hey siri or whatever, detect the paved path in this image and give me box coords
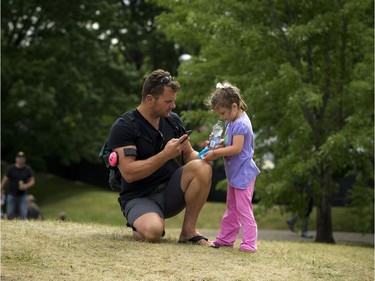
[201,229,374,246]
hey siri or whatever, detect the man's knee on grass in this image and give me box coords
[133,213,165,242]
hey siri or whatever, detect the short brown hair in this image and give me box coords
[141,69,181,100]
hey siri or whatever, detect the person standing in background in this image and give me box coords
[1,151,35,219]
[286,181,314,239]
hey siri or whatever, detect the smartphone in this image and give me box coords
[179,130,192,144]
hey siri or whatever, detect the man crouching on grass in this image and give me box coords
[108,69,213,246]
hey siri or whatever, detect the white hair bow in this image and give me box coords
[216,82,231,89]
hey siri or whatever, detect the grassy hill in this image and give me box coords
[2,220,373,281]
[18,172,363,232]
[2,173,373,280]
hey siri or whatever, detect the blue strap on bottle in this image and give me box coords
[198,147,210,160]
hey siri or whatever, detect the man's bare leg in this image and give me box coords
[178,160,212,245]
[132,212,165,242]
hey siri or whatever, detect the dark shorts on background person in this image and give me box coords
[122,167,185,229]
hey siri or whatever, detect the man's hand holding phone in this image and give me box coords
[179,130,192,144]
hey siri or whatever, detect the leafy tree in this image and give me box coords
[1,0,180,169]
[153,0,374,242]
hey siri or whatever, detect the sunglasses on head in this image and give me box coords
[149,76,172,94]
[159,75,172,84]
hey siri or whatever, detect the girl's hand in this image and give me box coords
[202,150,220,162]
[216,139,225,148]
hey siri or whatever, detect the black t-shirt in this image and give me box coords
[108,109,186,202]
[6,164,34,197]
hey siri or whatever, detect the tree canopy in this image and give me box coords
[1,0,181,169]
[153,0,374,241]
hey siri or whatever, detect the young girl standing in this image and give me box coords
[202,82,260,253]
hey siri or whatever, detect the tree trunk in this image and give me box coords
[315,196,335,243]
[315,168,336,243]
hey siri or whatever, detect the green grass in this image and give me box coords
[2,220,373,281]
[2,173,374,280]
[25,172,363,233]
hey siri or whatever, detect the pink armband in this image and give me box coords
[109,151,118,167]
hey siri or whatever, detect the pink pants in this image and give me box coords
[214,179,257,252]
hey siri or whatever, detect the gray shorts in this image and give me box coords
[122,167,185,229]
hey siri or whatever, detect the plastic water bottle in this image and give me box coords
[199,120,224,159]
[209,120,224,149]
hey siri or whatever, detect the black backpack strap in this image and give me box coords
[120,111,141,137]
[165,112,188,165]
[165,112,185,137]
[120,111,136,123]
